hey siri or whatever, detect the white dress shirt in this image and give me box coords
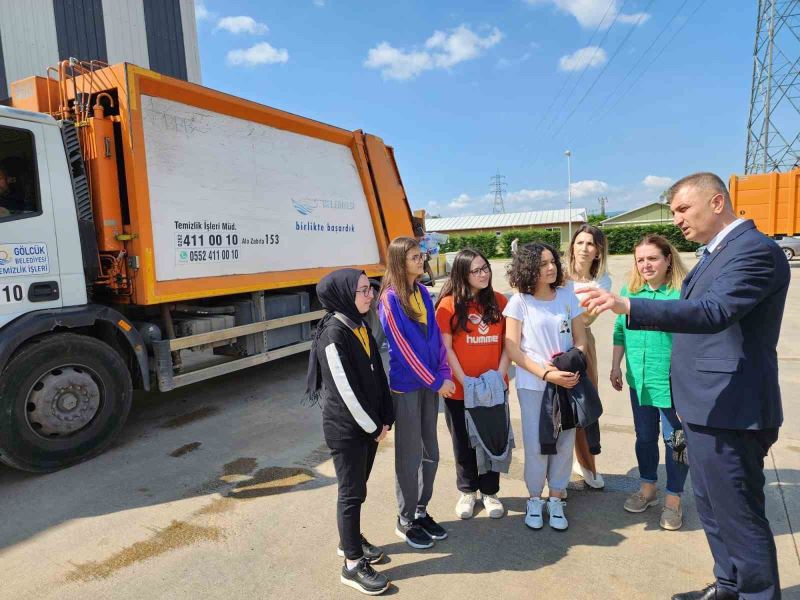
[706,218,746,253]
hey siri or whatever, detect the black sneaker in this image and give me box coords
[340,558,389,596]
[337,534,385,563]
[395,517,434,549]
[415,513,448,540]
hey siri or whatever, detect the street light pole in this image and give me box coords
[565,150,572,246]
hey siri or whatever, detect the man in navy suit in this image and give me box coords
[580,172,789,600]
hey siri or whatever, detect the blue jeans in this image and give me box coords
[629,388,689,496]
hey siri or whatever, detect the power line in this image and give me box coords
[550,0,657,140]
[490,170,507,214]
[598,0,710,123]
[535,0,618,136]
[745,0,800,173]
[526,0,620,173]
[588,0,692,124]
[544,0,631,135]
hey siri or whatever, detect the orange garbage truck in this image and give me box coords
[729,169,800,237]
[0,60,413,471]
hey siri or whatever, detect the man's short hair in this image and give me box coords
[665,172,731,207]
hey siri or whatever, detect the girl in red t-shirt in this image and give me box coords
[435,248,509,520]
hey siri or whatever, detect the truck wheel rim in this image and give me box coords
[784,248,793,260]
[25,366,103,437]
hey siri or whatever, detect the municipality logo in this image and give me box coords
[292,197,355,215]
[292,199,315,215]
[0,250,9,266]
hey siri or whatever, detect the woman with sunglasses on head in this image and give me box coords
[435,248,510,520]
[306,269,394,595]
[379,237,455,550]
[611,234,690,531]
[565,224,611,490]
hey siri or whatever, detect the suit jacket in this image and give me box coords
[627,221,789,430]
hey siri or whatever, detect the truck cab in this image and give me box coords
[0,107,86,327]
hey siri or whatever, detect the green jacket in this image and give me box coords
[613,284,679,408]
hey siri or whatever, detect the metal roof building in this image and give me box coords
[600,202,673,227]
[425,208,587,248]
[425,208,587,232]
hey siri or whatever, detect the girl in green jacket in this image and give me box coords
[610,234,689,531]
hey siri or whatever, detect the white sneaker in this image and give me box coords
[481,493,504,519]
[524,497,545,530]
[455,492,477,519]
[548,498,569,531]
[574,460,605,489]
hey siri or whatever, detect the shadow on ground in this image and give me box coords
[0,354,337,552]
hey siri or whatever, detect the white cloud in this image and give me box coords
[559,46,607,71]
[440,187,564,216]
[505,188,560,205]
[642,175,673,188]
[365,24,502,81]
[448,193,480,210]
[570,179,608,198]
[425,25,503,68]
[313,0,326,5]
[497,52,532,70]
[526,0,651,30]
[365,43,433,81]
[425,177,692,218]
[195,0,214,21]
[617,12,651,26]
[227,42,289,66]
[216,16,269,35]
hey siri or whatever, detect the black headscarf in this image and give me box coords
[304,268,366,406]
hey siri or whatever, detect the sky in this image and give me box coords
[194,0,754,218]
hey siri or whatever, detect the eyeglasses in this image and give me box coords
[469,265,491,276]
[407,253,425,262]
[356,286,375,298]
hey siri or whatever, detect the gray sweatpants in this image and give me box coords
[518,388,576,497]
[392,388,440,522]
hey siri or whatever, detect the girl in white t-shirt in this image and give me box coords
[503,243,587,531]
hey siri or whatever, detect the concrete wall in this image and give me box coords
[0,0,200,98]
[0,0,60,98]
[102,0,150,68]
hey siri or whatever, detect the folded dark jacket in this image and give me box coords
[540,348,603,455]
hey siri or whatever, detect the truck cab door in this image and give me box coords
[0,117,62,329]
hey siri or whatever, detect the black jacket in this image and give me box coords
[318,317,394,448]
[540,348,602,455]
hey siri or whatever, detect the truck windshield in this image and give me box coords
[0,126,40,221]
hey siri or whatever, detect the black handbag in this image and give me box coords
[669,428,689,466]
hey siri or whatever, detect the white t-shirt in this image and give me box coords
[566,272,612,305]
[503,287,585,391]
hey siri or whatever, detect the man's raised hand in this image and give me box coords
[575,288,631,316]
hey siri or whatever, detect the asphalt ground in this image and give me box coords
[0,253,798,599]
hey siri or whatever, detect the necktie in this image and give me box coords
[688,248,711,285]
[696,247,711,270]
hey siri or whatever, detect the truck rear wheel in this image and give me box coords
[0,333,132,472]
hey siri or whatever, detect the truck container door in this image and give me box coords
[0,118,62,328]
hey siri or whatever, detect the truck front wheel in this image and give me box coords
[0,333,132,472]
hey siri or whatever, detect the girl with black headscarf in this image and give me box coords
[306,268,394,596]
